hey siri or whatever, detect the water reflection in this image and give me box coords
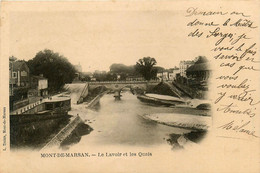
[65,91,196,149]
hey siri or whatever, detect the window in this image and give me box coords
[21,71,27,76]
[12,72,17,78]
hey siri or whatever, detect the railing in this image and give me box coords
[12,99,29,110]
[11,100,43,115]
[88,80,160,85]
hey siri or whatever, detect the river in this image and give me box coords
[65,90,198,150]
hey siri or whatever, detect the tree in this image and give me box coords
[110,63,136,74]
[135,57,157,80]
[80,75,91,82]
[27,49,76,92]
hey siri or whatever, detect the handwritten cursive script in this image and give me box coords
[186,6,259,139]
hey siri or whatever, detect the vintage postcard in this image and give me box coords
[0,0,259,173]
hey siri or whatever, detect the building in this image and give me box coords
[179,60,195,77]
[9,59,31,110]
[156,72,163,81]
[157,70,170,81]
[74,63,82,73]
[186,56,211,81]
[186,56,211,90]
[28,74,48,98]
[162,70,170,81]
[157,68,180,81]
[9,60,30,97]
[73,63,82,81]
[90,77,96,81]
[174,69,180,79]
[9,60,30,88]
[168,71,174,81]
[169,67,180,80]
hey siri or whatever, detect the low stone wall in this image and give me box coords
[41,115,84,150]
[13,99,29,110]
[23,103,46,114]
[10,112,67,125]
[11,101,43,115]
[172,81,205,99]
[85,90,108,108]
[10,114,70,149]
[77,83,89,104]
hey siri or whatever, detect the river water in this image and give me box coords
[66,90,196,150]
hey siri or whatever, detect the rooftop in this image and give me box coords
[12,61,29,71]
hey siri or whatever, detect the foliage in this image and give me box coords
[153,66,165,72]
[110,63,136,74]
[195,56,208,64]
[27,49,76,91]
[9,56,17,62]
[80,74,91,81]
[135,57,157,80]
[93,72,117,81]
[12,87,28,101]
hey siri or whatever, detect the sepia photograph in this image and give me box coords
[1,1,259,173]
[8,8,211,151]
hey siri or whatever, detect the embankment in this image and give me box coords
[172,81,207,99]
[141,113,211,131]
[41,84,107,149]
[41,115,91,150]
[146,82,189,98]
[10,113,71,149]
[63,83,88,104]
[85,90,108,108]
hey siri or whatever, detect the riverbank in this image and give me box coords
[10,114,72,150]
[166,131,207,150]
[137,94,186,107]
[56,82,211,150]
[85,90,109,109]
[41,115,92,150]
[45,86,108,149]
[38,85,105,150]
[141,113,211,131]
[143,81,211,110]
[140,112,211,149]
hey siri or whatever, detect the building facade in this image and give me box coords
[9,60,30,97]
[28,75,48,98]
[157,68,180,81]
[156,72,163,81]
[9,59,31,110]
[74,63,82,73]
[9,61,30,88]
[179,60,195,77]
[186,56,211,90]
[169,67,180,80]
[162,71,169,81]
[186,56,211,81]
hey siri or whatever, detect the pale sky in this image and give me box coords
[10,10,208,72]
